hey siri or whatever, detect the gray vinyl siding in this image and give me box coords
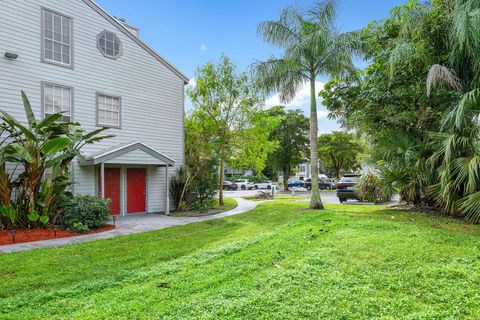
[0,0,184,213]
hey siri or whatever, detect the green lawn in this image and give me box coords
[1,202,479,319]
[170,197,237,217]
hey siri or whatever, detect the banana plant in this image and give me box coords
[0,91,114,228]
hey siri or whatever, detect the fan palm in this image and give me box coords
[252,0,356,209]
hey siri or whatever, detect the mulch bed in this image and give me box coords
[0,224,115,246]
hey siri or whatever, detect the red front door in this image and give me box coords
[127,168,146,214]
[98,167,121,215]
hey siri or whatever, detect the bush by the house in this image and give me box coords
[190,176,217,212]
[61,195,110,232]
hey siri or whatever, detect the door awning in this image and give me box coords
[79,141,175,166]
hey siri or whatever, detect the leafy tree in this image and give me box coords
[317,131,363,178]
[188,55,278,206]
[267,106,309,191]
[253,0,357,209]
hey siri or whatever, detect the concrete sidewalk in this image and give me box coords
[0,198,261,254]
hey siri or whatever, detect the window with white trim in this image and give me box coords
[42,9,72,66]
[97,31,122,59]
[97,94,120,127]
[43,83,72,122]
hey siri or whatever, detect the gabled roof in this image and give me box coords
[79,141,175,166]
[83,0,189,84]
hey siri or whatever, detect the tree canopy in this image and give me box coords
[266,106,309,190]
[317,131,363,178]
[187,55,278,205]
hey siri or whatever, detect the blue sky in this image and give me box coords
[96,0,406,133]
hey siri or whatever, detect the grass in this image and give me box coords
[1,202,479,319]
[170,198,237,217]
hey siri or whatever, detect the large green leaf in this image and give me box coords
[39,215,49,225]
[42,137,71,156]
[27,211,39,222]
[21,90,36,127]
[45,153,73,168]
[0,110,37,141]
[83,127,109,140]
[0,206,16,224]
[5,145,33,163]
[38,113,64,128]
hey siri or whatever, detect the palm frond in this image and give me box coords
[308,0,338,25]
[458,191,480,222]
[251,57,306,103]
[257,7,302,50]
[426,64,463,96]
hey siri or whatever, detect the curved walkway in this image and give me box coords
[0,198,261,254]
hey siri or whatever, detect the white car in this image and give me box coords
[253,180,274,190]
[233,179,253,190]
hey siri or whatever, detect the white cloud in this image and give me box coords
[199,43,207,51]
[188,78,196,87]
[264,81,325,108]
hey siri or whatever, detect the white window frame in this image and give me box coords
[97,30,123,59]
[42,82,74,122]
[41,8,73,68]
[96,93,121,128]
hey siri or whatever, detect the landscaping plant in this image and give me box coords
[61,195,110,232]
[354,171,392,203]
[0,91,113,229]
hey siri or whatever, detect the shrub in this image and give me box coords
[62,195,110,232]
[354,171,393,203]
[191,176,217,212]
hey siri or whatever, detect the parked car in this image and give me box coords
[287,179,305,188]
[253,180,274,189]
[222,181,238,191]
[336,174,362,203]
[233,179,254,190]
[304,178,337,190]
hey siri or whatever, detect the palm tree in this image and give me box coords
[252,0,356,209]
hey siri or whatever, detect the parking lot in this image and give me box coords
[223,189,341,204]
[223,188,399,205]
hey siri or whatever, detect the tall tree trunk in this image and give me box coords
[309,75,324,210]
[335,167,340,179]
[218,158,225,206]
[283,166,289,192]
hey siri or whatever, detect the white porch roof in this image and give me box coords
[79,141,175,166]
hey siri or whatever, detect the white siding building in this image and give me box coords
[0,0,187,215]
